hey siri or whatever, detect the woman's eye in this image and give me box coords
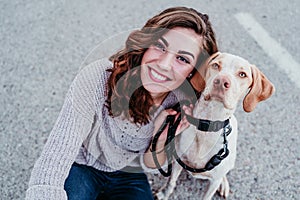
[177,56,190,64]
[153,42,166,52]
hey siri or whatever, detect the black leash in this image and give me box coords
[151,102,232,177]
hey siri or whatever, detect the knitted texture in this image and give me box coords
[25,59,188,199]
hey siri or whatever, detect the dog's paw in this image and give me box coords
[154,190,169,200]
[154,191,164,200]
[217,176,230,198]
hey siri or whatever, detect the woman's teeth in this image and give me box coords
[151,69,167,81]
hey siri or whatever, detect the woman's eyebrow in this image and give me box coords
[178,50,195,59]
[160,37,169,47]
[160,36,195,59]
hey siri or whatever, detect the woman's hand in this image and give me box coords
[153,104,193,141]
[143,104,193,169]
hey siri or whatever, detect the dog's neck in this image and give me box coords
[192,95,235,121]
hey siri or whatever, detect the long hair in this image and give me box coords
[106,7,218,125]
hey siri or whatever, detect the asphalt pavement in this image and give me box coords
[1,0,299,199]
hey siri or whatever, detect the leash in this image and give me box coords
[151,102,232,177]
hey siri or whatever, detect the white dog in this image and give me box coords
[155,52,275,200]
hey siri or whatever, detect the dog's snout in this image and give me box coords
[213,76,231,89]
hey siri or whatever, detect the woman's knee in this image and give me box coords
[106,173,154,200]
[64,163,102,200]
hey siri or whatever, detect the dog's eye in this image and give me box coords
[211,63,220,70]
[239,72,247,78]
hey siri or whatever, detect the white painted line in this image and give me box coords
[234,12,300,88]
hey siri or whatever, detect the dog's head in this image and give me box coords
[190,52,275,112]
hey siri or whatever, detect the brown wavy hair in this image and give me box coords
[106,7,218,125]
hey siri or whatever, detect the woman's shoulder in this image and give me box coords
[77,58,112,79]
[74,58,112,86]
[71,58,112,99]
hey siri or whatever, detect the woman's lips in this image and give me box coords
[148,67,169,83]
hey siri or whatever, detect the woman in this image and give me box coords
[25,6,218,200]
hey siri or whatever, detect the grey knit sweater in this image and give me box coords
[25,59,188,199]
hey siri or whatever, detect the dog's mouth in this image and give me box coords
[204,91,226,102]
[204,93,235,110]
[204,93,223,102]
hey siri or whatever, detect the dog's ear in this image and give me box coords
[190,52,221,92]
[189,69,206,92]
[243,65,275,112]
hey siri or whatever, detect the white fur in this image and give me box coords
[155,53,255,200]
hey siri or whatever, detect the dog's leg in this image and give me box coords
[217,176,230,198]
[202,177,223,200]
[156,163,183,200]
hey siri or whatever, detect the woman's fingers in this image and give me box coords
[182,104,193,116]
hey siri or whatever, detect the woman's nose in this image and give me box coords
[157,52,173,71]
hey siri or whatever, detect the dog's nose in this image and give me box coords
[213,76,231,89]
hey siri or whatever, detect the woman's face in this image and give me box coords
[140,27,203,103]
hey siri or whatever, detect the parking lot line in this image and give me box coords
[234,12,300,89]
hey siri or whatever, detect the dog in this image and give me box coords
[155,52,275,200]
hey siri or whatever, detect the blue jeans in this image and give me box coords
[64,162,154,200]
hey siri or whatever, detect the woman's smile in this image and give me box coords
[148,67,170,82]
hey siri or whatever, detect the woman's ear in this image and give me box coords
[243,65,275,112]
[189,52,221,92]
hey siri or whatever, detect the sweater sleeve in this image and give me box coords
[25,61,108,200]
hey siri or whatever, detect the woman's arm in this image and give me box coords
[26,60,109,200]
[26,87,94,200]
